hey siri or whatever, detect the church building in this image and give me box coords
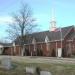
[2,2,75,57]
[2,11,75,57]
[2,25,75,57]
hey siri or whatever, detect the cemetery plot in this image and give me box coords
[40,71,52,75]
[25,67,35,74]
[1,57,12,70]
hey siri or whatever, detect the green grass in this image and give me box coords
[0,57,75,75]
[0,61,75,75]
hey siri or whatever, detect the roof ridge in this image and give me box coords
[63,25,74,39]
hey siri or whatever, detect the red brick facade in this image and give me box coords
[3,26,75,57]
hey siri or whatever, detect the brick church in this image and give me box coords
[1,18,75,57]
[2,25,74,57]
[0,5,75,57]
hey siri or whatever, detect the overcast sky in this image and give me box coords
[0,0,75,41]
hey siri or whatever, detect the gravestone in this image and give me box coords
[40,71,52,75]
[1,57,12,70]
[25,67,35,74]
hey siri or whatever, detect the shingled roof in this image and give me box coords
[15,26,74,45]
[66,29,75,40]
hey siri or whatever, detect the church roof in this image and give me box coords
[15,26,74,45]
[66,29,75,40]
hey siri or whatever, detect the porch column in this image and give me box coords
[29,45,31,56]
[13,42,16,55]
[32,38,36,56]
[34,44,36,51]
[21,45,25,56]
[19,46,21,56]
[0,45,4,55]
[46,43,50,51]
[33,44,37,56]
[69,42,72,56]
[56,42,58,57]
[57,41,62,58]
[10,47,13,55]
[23,45,25,56]
[45,36,50,56]
[41,44,43,50]
[31,51,32,56]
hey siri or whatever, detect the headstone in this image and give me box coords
[40,71,52,75]
[25,67,35,74]
[1,57,12,70]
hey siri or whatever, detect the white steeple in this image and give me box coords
[50,1,56,31]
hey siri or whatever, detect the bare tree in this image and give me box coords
[7,3,37,43]
[6,3,37,56]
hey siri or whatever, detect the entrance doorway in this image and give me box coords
[57,48,62,57]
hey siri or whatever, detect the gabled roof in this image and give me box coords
[28,26,73,42]
[15,26,74,45]
[67,29,75,40]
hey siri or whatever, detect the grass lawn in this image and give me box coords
[0,56,75,75]
[0,61,75,75]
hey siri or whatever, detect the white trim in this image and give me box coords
[32,38,36,44]
[57,48,62,57]
[45,36,49,43]
[13,40,64,46]
[67,40,73,42]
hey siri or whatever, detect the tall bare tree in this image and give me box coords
[7,3,37,56]
[7,3,37,42]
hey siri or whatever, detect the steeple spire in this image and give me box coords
[50,1,56,31]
